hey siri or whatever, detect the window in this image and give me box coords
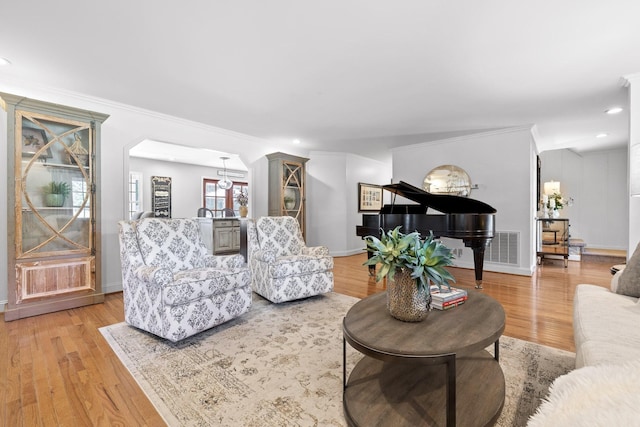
[71,177,90,219]
[203,179,248,217]
[129,171,143,219]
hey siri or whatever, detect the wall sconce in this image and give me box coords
[544,180,560,195]
[218,156,233,190]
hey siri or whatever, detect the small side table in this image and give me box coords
[611,264,626,275]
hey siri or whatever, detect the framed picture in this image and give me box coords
[358,182,383,212]
[21,127,52,158]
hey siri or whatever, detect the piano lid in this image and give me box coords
[383,181,497,214]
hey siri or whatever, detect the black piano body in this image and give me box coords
[356,181,496,288]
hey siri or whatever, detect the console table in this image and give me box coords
[342,291,506,427]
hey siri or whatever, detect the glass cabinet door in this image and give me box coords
[282,161,303,216]
[267,152,309,240]
[16,111,94,260]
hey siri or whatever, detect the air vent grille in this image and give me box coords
[486,232,519,265]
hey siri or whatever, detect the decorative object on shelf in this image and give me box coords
[21,126,52,158]
[423,164,472,197]
[357,182,383,212]
[284,194,295,210]
[236,188,248,218]
[363,226,456,322]
[65,132,89,166]
[218,156,233,190]
[43,181,70,207]
[542,192,569,218]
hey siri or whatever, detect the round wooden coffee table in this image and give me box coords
[342,290,506,427]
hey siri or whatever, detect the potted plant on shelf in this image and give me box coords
[364,226,456,322]
[283,195,295,210]
[43,181,70,207]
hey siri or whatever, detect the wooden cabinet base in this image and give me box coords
[344,350,505,427]
[3,293,105,321]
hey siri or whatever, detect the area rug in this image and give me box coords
[100,293,575,426]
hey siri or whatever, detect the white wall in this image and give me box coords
[626,74,640,255]
[391,127,537,276]
[306,152,391,255]
[540,148,628,250]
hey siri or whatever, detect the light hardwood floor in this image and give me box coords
[0,254,614,426]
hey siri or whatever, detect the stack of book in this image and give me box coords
[430,285,468,310]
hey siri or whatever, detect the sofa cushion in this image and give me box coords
[573,284,640,367]
[163,268,251,306]
[615,241,640,297]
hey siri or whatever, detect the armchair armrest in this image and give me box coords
[205,253,246,269]
[253,249,277,263]
[134,265,173,287]
[302,246,330,256]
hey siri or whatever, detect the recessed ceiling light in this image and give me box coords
[293,139,301,144]
[605,107,623,115]
[596,133,608,138]
[0,57,11,66]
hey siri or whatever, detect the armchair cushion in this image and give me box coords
[166,268,250,306]
[268,255,334,279]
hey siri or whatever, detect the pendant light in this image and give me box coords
[219,156,233,190]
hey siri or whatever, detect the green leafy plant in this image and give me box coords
[43,181,70,196]
[546,192,564,210]
[364,226,456,293]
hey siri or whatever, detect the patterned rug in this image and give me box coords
[100,292,575,426]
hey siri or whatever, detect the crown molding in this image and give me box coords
[621,73,640,87]
[0,75,267,144]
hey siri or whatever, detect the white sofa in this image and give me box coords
[573,275,640,368]
[528,244,640,426]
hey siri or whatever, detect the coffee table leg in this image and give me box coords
[494,339,500,362]
[445,354,456,427]
[343,336,347,390]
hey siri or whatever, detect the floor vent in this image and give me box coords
[486,232,519,265]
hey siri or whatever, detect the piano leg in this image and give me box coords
[468,240,491,289]
[366,250,376,276]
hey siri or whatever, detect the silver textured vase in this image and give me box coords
[386,268,431,322]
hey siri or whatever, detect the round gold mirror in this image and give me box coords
[423,165,472,197]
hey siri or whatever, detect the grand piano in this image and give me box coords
[356,181,496,289]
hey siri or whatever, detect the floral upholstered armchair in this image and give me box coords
[117,218,252,342]
[246,216,334,303]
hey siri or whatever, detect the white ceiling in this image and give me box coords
[1,1,639,162]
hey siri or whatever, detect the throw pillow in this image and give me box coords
[615,241,640,297]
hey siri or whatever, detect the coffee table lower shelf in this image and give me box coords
[343,349,505,427]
